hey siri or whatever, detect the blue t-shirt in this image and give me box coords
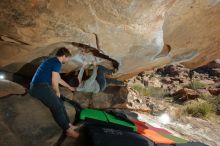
[31,57,62,85]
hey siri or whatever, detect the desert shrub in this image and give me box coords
[185,81,207,90]
[201,95,220,115]
[131,84,150,96]
[131,84,168,98]
[183,101,214,118]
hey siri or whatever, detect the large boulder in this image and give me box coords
[61,86,130,109]
[0,80,26,97]
[192,59,220,78]
[173,88,200,101]
[0,0,219,79]
[0,94,77,146]
[208,87,220,96]
[156,64,190,77]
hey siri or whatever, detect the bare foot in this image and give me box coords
[69,124,78,130]
[66,127,79,138]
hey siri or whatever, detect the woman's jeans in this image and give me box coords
[96,65,124,91]
[29,83,70,130]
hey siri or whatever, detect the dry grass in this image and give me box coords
[131,84,168,98]
[183,101,214,118]
[185,80,207,90]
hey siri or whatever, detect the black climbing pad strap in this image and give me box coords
[106,110,133,124]
[53,95,83,146]
[60,95,82,124]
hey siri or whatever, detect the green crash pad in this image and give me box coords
[80,108,108,122]
[105,112,136,131]
[80,108,137,131]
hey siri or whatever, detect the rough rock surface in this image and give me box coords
[0,0,219,79]
[0,94,77,146]
[173,88,200,101]
[0,80,26,97]
[61,86,131,110]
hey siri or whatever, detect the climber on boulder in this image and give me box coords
[75,60,125,93]
[29,47,79,138]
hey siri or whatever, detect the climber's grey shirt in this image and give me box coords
[76,66,100,93]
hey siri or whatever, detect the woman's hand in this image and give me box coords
[68,86,76,92]
[92,61,97,66]
[82,61,88,68]
[56,91,61,97]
